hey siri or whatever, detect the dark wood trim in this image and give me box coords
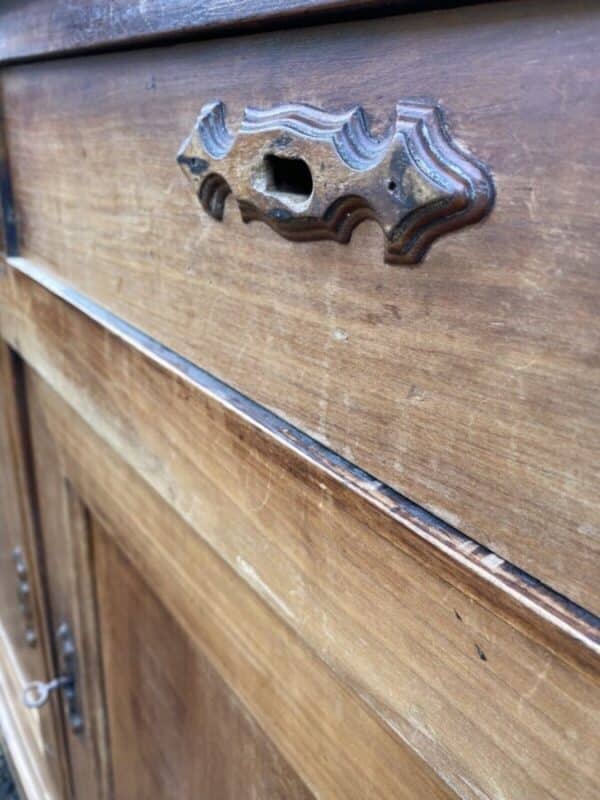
[0,0,499,65]
[0,86,17,257]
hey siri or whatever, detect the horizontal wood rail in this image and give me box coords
[2,254,599,799]
[2,255,598,673]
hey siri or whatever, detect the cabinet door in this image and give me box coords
[25,365,314,799]
[93,521,313,800]
[25,368,112,800]
[0,344,67,799]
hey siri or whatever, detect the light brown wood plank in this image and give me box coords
[2,0,599,610]
[93,517,316,800]
[27,365,318,800]
[26,366,457,800]
[1,261,598,800]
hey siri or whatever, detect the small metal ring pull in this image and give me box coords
[22,622,84,733]
[23,676,69,709]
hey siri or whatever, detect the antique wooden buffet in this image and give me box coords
[0,1,599,798]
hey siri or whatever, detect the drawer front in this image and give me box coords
[3,0,600,612]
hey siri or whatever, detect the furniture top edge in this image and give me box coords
[0,0,500,66]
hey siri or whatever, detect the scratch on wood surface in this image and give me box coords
[236,556,295,622]
[518,657,552,709]
[246,470,273,513]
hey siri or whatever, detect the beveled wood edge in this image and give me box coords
[4,254,599,678]
[0,0,497,66]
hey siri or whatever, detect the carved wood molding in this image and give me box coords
[178,101,494,265]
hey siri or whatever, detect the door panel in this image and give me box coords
[94,518,314,800]
[26,366,112,800]
[0,344,67,799]
[21,364,460,800]
[26,364,315,800]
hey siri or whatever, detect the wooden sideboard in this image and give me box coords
[0,2,599,798]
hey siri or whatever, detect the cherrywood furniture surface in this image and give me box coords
[0,1,599,799]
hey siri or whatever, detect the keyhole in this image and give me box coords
[262,154,313,200]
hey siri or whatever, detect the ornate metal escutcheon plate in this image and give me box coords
[177,101,494,265]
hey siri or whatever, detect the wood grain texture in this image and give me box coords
[0,349,41,677]
[27,367,457,800]
[0,343,68,799]
[62,489,113,800]
[2,0,599,611]
[93,518,315,800]
[26,378,112,800]
[0,620,57,800]
[0,0,488,64]
[1,262,598,800]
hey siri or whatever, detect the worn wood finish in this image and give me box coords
[3,0,599,610]
[27,367,456,800]
[26,377,112,800]
[1,261,598,800]
[61,489,113,800]
[0,621,55,800]
[0,343,67,799]
[93,519,316,800]
[178,100,494,264]
[27,374,319,800]
[0,350,41,676]
[0,0,487,65]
